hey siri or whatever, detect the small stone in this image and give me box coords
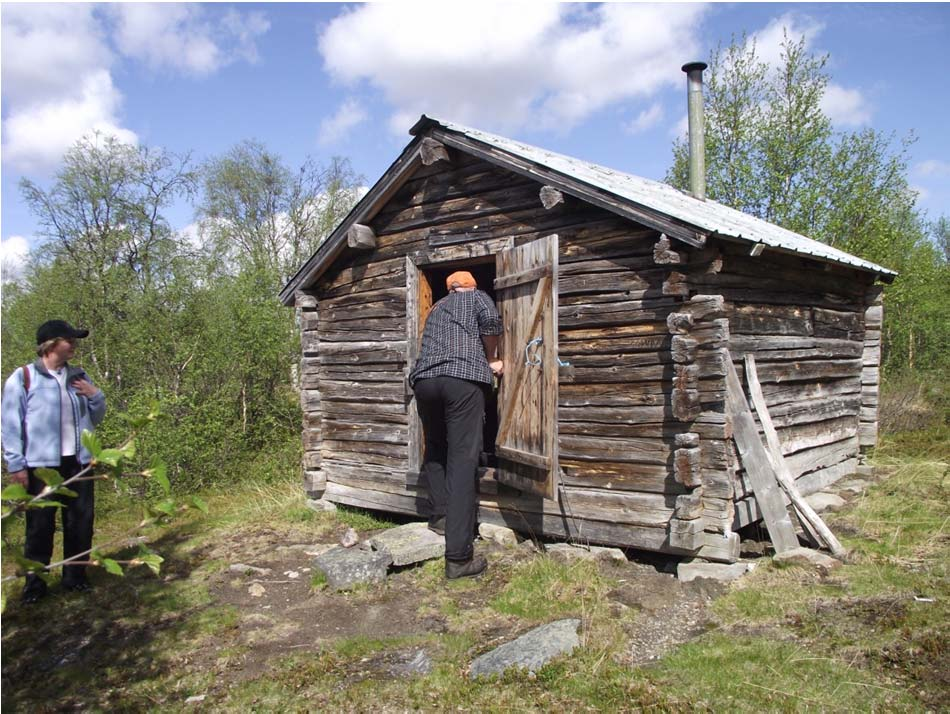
[478,523,519,547]
[389,649,433,677]
[836,478,871,494]
[677,560,750,583]
[306,498,338,513]
[369,523,445,566]
[248,583,266,598]
[470,619,581,678]
[773,547,842,575]
[340,527,359,548]
[229,564,272,576]
[805,492,846,513]
[284,571,300,579]
[313,545,393,590]
[855,465,875,478]
[546,543,626,564]
[185,695,207,704]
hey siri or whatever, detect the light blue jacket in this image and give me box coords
[1,360,106,472]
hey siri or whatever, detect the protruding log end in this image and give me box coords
[346,223,377,249]
[420,137,450,165]
[539,185,564,210]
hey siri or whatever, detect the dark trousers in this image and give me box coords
[414,376,485,562]
[24,456,94,593]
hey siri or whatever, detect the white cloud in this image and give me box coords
[1,4,270,172]
[913,159,950,178]
[669,112,689,139]
[749,13,825,69]
[626,103,664,134]
[1,236,31,285]
[0,4,112,108]
[3,70,139,173]
[821,84,872,126]
[318,3,706,134]
[319,98,369,146]
[108,4,269,76]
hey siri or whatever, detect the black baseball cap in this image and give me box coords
[36,320,90,345]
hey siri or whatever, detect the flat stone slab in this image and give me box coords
[228,563,272,576]
[805,492,847,513]
[478,523,519,547]
[546,543,627,564]
[306,498,338,513]
[678,560,750,583]
[470,619,581,678]
[369,522,445,567]
[773,547,842,575]
[313,545,393,590]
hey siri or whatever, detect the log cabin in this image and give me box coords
[279,109,894,563]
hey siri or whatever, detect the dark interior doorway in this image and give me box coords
[421,259,499,465]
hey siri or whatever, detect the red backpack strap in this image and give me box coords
[21,364,31,392]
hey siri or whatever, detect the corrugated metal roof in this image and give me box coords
[428,117,896,278]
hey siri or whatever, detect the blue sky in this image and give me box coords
[2,2,949,278]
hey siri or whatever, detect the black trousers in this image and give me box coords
[414,376,485,562]
[24,456,94,592]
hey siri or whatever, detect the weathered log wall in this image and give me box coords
[704,241,878,531]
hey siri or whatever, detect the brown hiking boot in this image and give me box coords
[445,554,487,580]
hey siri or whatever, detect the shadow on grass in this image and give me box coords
[1,517,228,711]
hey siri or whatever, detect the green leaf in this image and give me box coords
[81,430,102,458]
[146,460,170,495]
[153,499,177,516]
[101,558,125,576]
[189,495,209,514]
[137,553,164,576]
[1,484,30,501]
[30,500,64,509]
[56,487,79,498]
[15,555,47,575]
[120,440,136,460]
[34,468,64,488]
[96,449,124,468]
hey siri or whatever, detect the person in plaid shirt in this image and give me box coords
[409,271,503,579]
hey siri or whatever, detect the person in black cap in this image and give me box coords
[1,320,106,603]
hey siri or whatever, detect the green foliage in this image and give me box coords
[333,505,398,532]
[668,32,949,376]
[3,133,363,495]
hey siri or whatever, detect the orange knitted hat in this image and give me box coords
[446,271,477,290]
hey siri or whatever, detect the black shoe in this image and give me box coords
[62,581,92,593]
[445,554,487,580]
[21,588,47,605]
[428,517,446,536]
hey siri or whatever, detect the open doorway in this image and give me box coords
[418,258,499,467]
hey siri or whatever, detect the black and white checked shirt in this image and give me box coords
[409,289,503,387]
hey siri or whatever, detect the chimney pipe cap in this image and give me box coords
[681,61,708,74]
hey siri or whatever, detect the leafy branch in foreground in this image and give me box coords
[1,409,208,595]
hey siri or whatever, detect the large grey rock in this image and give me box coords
[479,523,519,547]
[773,547,842,575]
[313,545,393,590]
[470,619,581,678]
[678,560,750,583]
[546,542,627,564]
[805,492,846,513]
[368,522,445,566]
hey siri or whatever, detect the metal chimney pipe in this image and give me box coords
[682,61,708,200]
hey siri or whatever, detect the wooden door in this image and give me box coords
[494,234,559,500]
